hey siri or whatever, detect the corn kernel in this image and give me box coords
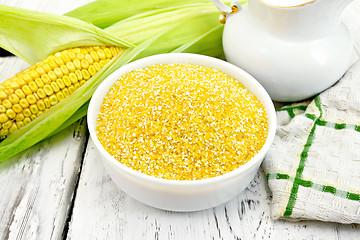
[110,46,118,56]
[37,100,45,110]
[85,54,94,64]
[73,59,81,70]
[88,65,96,76]
[90,51,99,62]
[44,85,54,96]
[0,128,8,137]
[81,60,89,69]
[36,67,46,76]
[63,76,72,87]
[0,113,8,123]
[86,47,94,52]
[97,49,106,60]
[54,56,64,66]
[60,65,69,75]
[49,95,58,105]
[82,69,90,80]
[37,89,47,99]
[24,117,31,125]
[16,113,24,121]
[12,104,23,113]
[56,92,65,101]
[3,79,11,87]
[68,52,76,61]
[69,73,78,84]
[51,82,60,92]
[26,95,37,105]
[30,70,40,79]
[6,109,16,119]
[66,62,76,72]
[35,78,45,88]
[30,114,36,120]
[3,99,12,109]
[30,104,39,114]
[16,121,24,129]
[93,62,101,71]
[43,98,50,108]
[0,90,8,100]
[60,52,71,63]
[68,86,75,94]
[62,88,70,97]
[80,48,88,54]
[47,59,58,70]
[104,48,112,58]
[56,79,65,89]
[19,99,29,109]
[9,94,19,104]
[29,81,38,92]
[74,83,81,90]
[37,111,43,117]
[42,63,52,73]
[23,73,32,84]
[22,85,32,96]
[16,77,27,87]
[75,70,83,81]
[15,89,25,99]
[2,120,12,129]
[9,123,18,133]
[0,106,6,113]
[54,68,63,78]
[99,60,107,67]
[48,71,57,82]
[10,81,20,89]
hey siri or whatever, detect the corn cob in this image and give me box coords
[0,45,123,139]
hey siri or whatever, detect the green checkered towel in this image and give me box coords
[263,60,360,223]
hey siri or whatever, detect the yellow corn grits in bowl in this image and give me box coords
[96,63,268,181]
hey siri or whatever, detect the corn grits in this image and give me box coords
[96,63,268,181]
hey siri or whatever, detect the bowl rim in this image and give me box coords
[87,53,277,186]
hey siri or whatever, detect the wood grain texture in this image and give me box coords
[0,1,92,240]
[1,0,360,239]
[68,140,359,240]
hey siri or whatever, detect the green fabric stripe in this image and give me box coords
[348,193,360,201]
[277,105,307,119]
[267,173,360,202]
[355,125,360,132]
[287,109,295,118]
[306,118,360,132]
[284,96,323,217]
[305,113,316,120]
[266,173,291,181]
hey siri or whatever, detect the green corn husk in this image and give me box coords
[65,0,222,28]
[0,0,248,161]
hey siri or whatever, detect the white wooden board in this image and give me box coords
[1,0,360,239]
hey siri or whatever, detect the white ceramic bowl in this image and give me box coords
[87,53,277,212]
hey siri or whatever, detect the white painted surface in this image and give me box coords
[0,0,360,239]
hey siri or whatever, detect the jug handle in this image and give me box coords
[211,0,241,24]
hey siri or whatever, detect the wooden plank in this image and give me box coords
[68,140,360,240]
[0,120,88,240]
[0,0,92,239]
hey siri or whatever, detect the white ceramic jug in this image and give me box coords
[212,0,355,102]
